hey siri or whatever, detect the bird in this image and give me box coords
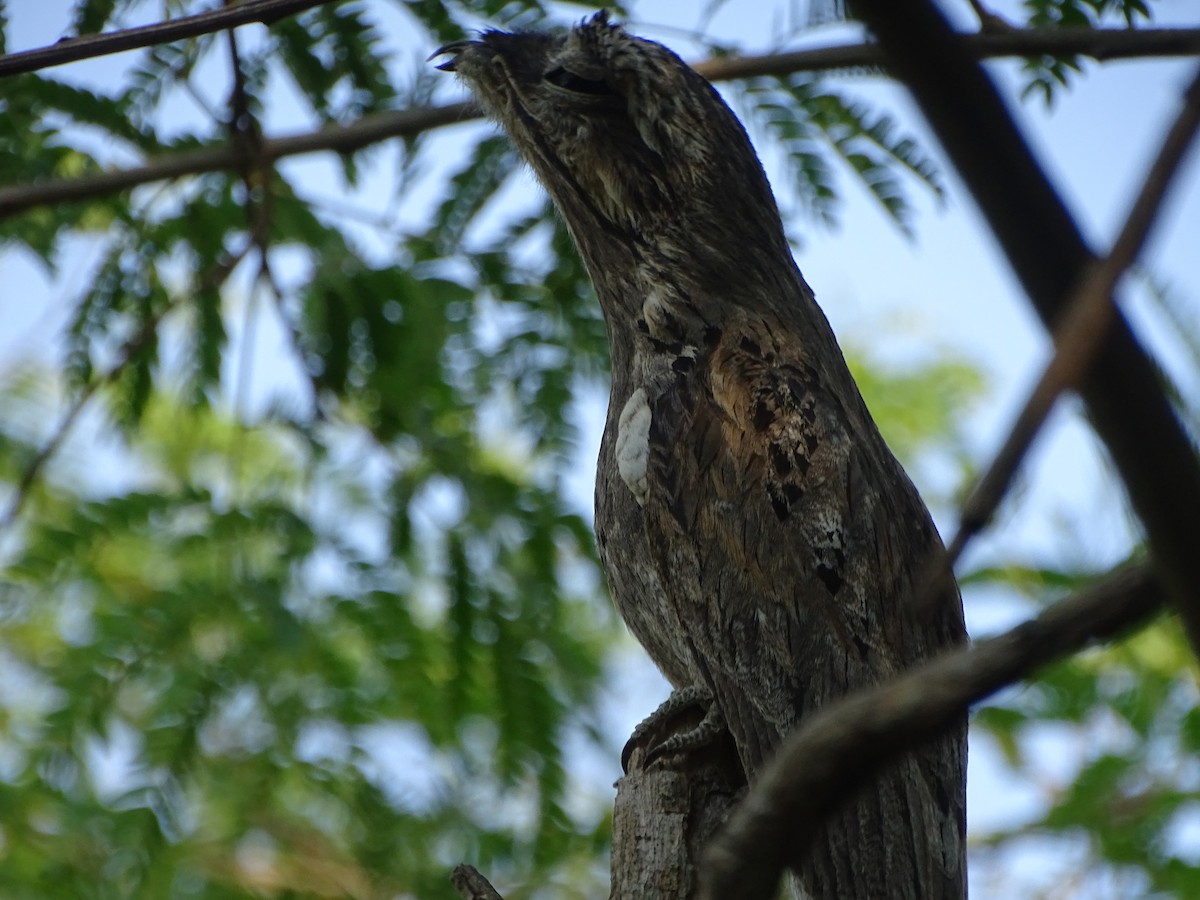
[433,12,967,898]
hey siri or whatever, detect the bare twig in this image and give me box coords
[701,561,1166,900]
[930,64,1200,589]
[449,864,505,900]
[5,28,1200,218]
[851,0,1200,658]
[0,102,476,218]
[0,0,333,77]
[226,25,273,493]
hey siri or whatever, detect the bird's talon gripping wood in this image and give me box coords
[621,684,720,773]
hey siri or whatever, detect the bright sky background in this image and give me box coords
[2,0,1199,894]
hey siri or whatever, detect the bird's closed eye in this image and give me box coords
[544,66,614,96]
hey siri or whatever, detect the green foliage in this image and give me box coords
[71,0,122,36]
[0,74,138,264]
[273,3,396,125]
[740,74,943,234]
[1023,0,1152,28]
[0,375,612,897]
[846,345,985,477]
[429,136,519,255]
[1,1,619,893]
[1018,0,1154,104]
[123,38,211,129]
[973,585,1200,895]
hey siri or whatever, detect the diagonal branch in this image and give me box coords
[935,63,1200,580]
[0,0,334,78]
[851,0,1200,659]
[701,560,1167,900]
[0,102,475,218]
[4,28,1200,217]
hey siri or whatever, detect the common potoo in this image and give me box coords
[435,12,967,899]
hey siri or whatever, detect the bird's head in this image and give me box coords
[432,11,790,288]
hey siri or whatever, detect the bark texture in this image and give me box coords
[436,13,967,898]
[613,723,744,900]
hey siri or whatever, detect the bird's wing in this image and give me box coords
[637,309,967,896]
[638,309,956,774]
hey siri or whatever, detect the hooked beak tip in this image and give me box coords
[428,40,477,72]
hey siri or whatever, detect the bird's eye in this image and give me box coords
[544,66,614,96]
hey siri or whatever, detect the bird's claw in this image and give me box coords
[622,685,725,773]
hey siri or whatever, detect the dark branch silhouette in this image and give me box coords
[0,102,475,218]
[852,0,1200,659]
[702,560,1167,900]
[0,0,333,77]
[695,26,1200,81]
[939,63,1200,574]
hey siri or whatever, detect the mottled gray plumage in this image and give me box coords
[436,12,967,898]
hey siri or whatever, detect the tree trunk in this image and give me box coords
[611,729,745,900]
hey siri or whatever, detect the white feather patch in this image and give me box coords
[641,289,671,338]
[616,388,653,506]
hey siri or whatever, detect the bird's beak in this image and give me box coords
[427,41,479,72]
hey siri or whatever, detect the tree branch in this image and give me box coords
[701,561,1167,900]
[935,63,1200,579]
[0,102,476,218]
[693,26,1200,82]
[0,0,333,77]
[4,28,1200,217]
[612,698,745,900]
[850,0,1200,658]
